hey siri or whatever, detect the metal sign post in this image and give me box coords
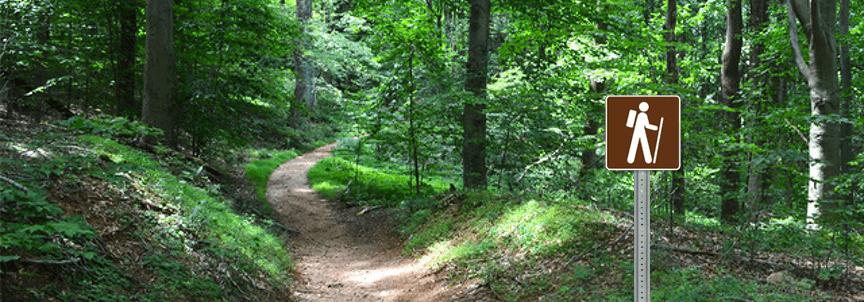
[606,95,680,302]
[634,170,650,302]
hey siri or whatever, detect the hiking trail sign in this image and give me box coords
[605,95,681,302]
[606,95,680,170]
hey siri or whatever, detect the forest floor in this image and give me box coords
[267,143,493,302]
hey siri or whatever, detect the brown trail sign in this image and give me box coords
[606,95,680,170]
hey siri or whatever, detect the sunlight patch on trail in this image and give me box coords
[344,262,417,284]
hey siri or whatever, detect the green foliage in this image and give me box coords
[645,267,823,302]
[283,122,338,151]
[78,134,294,285]
[174,0,299,153]
[308,153,452,208]
[0,188,96,259]
[0,0,305,155]
[61,116,162,141]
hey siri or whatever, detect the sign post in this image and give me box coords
[605,96,680,302]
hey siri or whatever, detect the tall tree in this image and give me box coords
[838,0,852,175]
[116,0,140,118]
[746,0,769,207]
[291,0,315,124]
[141,0,176,145]
[665,0,685,217]
[720,0,743,223]
[463,0,490,189]
[787,0,841,227]
[838,0,855,215]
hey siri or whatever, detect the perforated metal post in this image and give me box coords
[634,170,651,302]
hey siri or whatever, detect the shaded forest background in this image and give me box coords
[2,0,864,300]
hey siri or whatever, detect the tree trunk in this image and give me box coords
[746,0,769,208]
[665,0,685,217]
[839,0,852,175]
[463,0,490,190]
[720,0,743,223]
[787,0,841,228]
[116,0,140,118]
[408,50,420,195]
[291,0,315,125]
[581,15,607,177]
[142,0,176,146]
[580,79,602,174]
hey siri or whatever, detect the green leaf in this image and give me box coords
[0,255,20,262]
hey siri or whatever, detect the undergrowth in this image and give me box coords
[307,138,454,208]
[0,117,294,301]
[402,192,830,301]
[305,142,840,301]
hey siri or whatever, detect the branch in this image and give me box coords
[787,0,812,82]
[784,119,809,145]
[789,0,812,32]
[516,146,562,183]
[0,174,28,193]
[20,257,81,265]
[424,0,442,29]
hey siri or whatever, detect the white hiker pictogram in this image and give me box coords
[626,102,665,164]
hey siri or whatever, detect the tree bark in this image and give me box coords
[838,0,854,220]
[720,0,743,223]
[581,17,608,177]
[664,0,685,217]
[116,0,140,118]
[746,0,769,209]
[463,0,490,190]
[839,0,852,175]
[787,0,841,228]
[291,0,315,126]
[142,0,176,146]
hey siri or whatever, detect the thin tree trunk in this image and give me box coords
[581,79,603,174]
[581,15,607,178]
[720,0,744,223]
[746,0,769,210]
[116,0,139,118]
[291,0,315,126]
[408,50,420,195]
[665,0,685,217]
[462,0,490,190]
[142,0,176,146]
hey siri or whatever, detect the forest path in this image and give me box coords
[266,143,458,302]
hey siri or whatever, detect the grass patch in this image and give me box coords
[244,148,300,212]
[413,194,619,267]
[308,155,452,207]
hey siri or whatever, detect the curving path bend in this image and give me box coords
[267,143,476,302]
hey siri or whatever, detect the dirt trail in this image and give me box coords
[267,143,476,302]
